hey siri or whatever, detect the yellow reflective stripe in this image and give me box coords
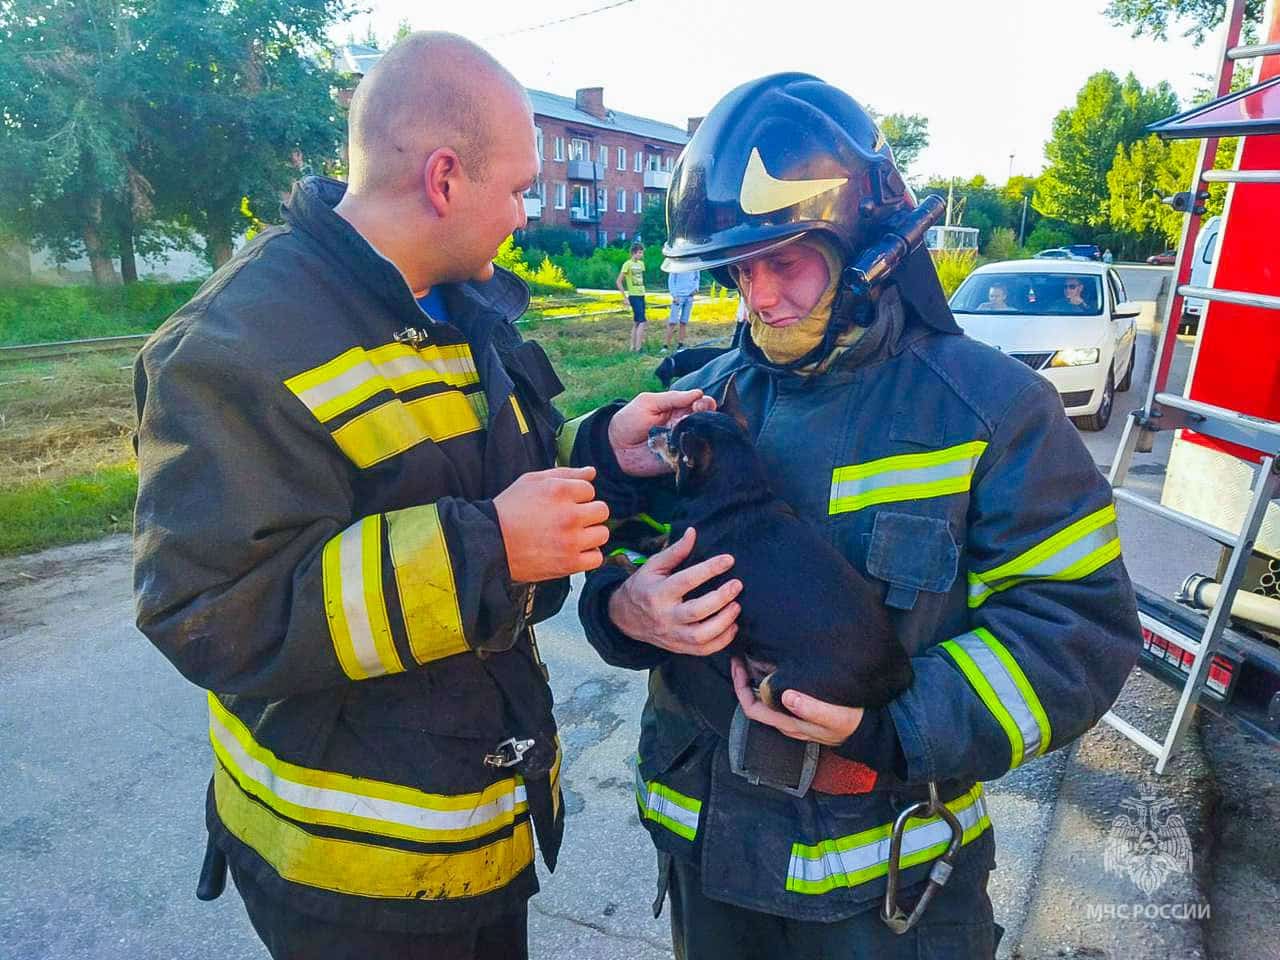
[284,343,480,424]
[214,763,534,901]
[510,396,530,435]
[556,412,591,466]
[829,441,988,515]
[940,628,1051,767]
[787,784,990,894]
[332,390,483,469]
[385,504,469,665]
[209,694,527,844]
[968,504,1121,608]
[321,516,403,679]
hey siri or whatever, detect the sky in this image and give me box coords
[334,0,1219,184]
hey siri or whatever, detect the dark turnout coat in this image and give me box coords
[133,177,580,933]
[578,288,1142,922]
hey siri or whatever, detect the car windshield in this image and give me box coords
[950,272,1103,317]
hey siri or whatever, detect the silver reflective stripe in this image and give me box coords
[633,762,701,840]
[947,631,1045,759]
[337,519,384,678]
[209,706,527,836]
[787,788,989,892]
[830,456,975,504]
[968,518,1120,606]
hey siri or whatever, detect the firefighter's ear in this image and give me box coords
[719,375,749,435]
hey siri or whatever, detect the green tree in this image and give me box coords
[880,113,930,173]
[639,196,667,246]
[393,18,414,43]
[1036,71,1179,229]
[1105,0,1265,43]
[1106,135,1193,253]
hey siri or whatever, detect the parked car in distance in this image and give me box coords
[1180,215,1222,335]
[1032,247,1089,261]
[949,260,1140,431]
[1068,243,1102,261]
[1146,250,1177,266]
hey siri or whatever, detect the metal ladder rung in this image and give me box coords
[1151,392,1280,455]
[1227,40,1280,59]
[1176,284,1280,312]
[1112,488,1241,547]
[1101,711,1163,758]
[1201,169,1280,183]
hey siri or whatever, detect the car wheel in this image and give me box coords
[1117,342,1135,392]
[1073,369,1115,432]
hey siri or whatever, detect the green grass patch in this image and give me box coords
[0,281,202,346]
[0,464,138,556]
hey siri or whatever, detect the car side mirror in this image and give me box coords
[1113,301,1141,320]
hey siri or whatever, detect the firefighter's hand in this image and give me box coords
[731,657,864,747]
[607,528,740,654]
[609,390,717,476]
[494,467,610,582]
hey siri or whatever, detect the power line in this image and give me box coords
[483,0,638,41]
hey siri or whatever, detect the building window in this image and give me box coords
[665,155,674,171]
[634,151,642,173]
[553,136,564,162]
[554,182,566,209]
[616,188,626,212]
[634,190,642,212]
[570,137,590,161]
[647,153,661,171]
[597,187,607,213]
[598,145,609,167]
[572,184,591,212]
[535,126,544,159]
[617,147,627,171]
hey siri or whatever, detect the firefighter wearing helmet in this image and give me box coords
[578,74,1141,957]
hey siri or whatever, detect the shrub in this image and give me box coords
[983,227,1019,261]
[494,236,575,295]
[931,250,978,298]
[0,281,204,345]
[1025,222,1073,253]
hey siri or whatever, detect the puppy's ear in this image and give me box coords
[677,431,712,478]
[719,374,749,435]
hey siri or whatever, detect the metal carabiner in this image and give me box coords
[881,781,964,935]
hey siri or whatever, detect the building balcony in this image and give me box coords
[569,205,600,223]
[567,159,606,181]
[644,169,672,190]
[523,196,542,219]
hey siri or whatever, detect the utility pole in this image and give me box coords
[945,177,955,227]
[1008,152,1015,182]
[1018,193,1029,246]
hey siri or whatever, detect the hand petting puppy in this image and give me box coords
[609,389,717,477]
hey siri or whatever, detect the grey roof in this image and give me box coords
[335,45,688,147]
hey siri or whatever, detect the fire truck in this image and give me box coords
[1103,0,1280,772]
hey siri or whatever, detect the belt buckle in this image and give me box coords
[727,706,819,797]
[484,737,535,768]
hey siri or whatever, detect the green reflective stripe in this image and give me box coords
[556,412,591,466]
[829,441,988,515]
[635,513,672,535]
[968,504,1121,608]
[634,761,701,842]
[941,629,1051,767]
[608,548,649,566]
[786,784,990,894]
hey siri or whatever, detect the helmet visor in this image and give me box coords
[661,231,812,275]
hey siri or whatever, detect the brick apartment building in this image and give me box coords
[340,45,696,247]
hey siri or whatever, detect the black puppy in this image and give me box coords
[648,382,912,712]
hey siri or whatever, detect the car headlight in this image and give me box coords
[1050,348,1100,367]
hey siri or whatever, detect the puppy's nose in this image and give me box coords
[648,426,668,442]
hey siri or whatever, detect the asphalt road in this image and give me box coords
[3,264,1253,960]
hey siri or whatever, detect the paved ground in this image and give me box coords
[3,264,1276,959]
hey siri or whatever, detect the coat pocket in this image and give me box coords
[865,510,958,611]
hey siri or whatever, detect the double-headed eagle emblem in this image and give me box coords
[1103,783,1194,896]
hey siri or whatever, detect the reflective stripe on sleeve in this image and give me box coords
[940,628,1052,768]
[967,504,1121,608]
[556,411,592,467]
[331,390,483,469]
[829,441,988,515]
[284,342,480,424]
[384,504,469,666]
[786,784,990,895]
[209,693,527,844]
[212,763,534,901]
[510,396,530,435]
[321,515,403,680]
[634,760,701,842]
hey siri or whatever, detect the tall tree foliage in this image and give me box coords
[880,113,930,173]
[1106,0,1265,43]
[1036,71,1179,228]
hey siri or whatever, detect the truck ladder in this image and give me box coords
[1103,0,1280,774]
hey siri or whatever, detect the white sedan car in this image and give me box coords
[949,260,1139,430]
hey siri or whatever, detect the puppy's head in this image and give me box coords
[648,375,756,494]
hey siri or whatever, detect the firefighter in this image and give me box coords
[576,73,1143,958]
[132,33,706,959]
